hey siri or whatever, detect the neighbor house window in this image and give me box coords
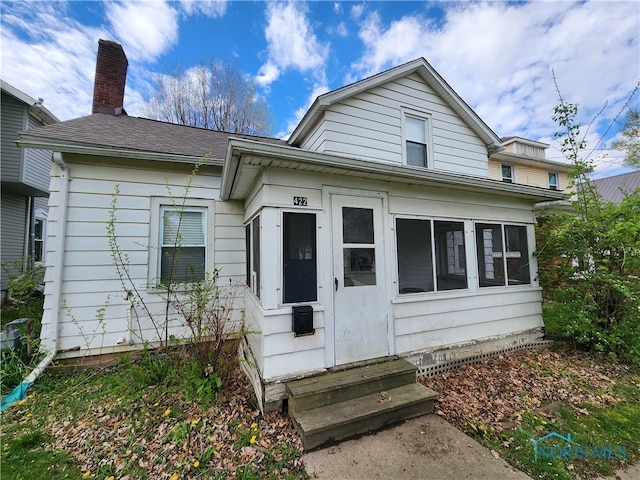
[475,223,530,287]
[33,218,44,262]
[548,172,559,190]
[396,218,468,294]
[159,207,206,284]
[283,212,317,303]
[403,111,433,168]
[501,164,514,183]
[245,215,261,298]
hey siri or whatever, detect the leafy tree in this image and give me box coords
[143,59,274,136]
[536,84,640,365]
[612,106,640,169]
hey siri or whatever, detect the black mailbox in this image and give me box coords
[292,305,314,336]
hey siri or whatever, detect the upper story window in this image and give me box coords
[501,164,514,183]
[548,172,559,190]
[403,110,433,169]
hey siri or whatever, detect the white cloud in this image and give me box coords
[0,1,107,120]
[349,0,639,167]
[351,3,365,20]
[257,1,329,87]
[105,0,179,63]
[179,0,227,17]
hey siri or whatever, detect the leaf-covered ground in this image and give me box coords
[3,363,306,480]
[420,345,630,433]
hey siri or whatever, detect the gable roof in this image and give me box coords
[592,171,640,203]
[287,57,503,152]
[1,79,59,125]
[18,113,287,165]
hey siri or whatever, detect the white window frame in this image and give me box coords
[401,108,434,169]
[548,171,559,190]
[501,163,515,183]
[148,197,214,288]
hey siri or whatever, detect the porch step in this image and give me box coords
[286,359,437,450]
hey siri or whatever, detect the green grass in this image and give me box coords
[468,372,640,480]
[1,421,81,479]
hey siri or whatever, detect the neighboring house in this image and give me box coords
[1,81,59,300]
[19,40,567,411]
[489,136,571,191]
[592,171,640,203]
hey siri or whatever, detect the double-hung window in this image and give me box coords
[403,110,432,168]
[159,206,206,284]
[396,218,468,294]
[475,223,530,287]
[501,164,514,183]
[548,172,559,190]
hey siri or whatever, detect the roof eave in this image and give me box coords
[17,135,223,167]
[223,138,568,202]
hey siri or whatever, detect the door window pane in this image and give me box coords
[344,248,376,286]
[342,207,373,244]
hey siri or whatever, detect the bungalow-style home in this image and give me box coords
[489,136,571,192]
[19,40,567,414]
[1,80,59,300]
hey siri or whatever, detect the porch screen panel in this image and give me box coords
[505,225,530,285]
[342,207,375,286]
[252,216,260,298]
[476,223,505,287]
[396,218,433,293]
[434,221,467,291]
[283,212,317,303]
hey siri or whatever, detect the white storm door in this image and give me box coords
[332,194,389,365]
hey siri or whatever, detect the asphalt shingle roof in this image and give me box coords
[21,113,288,160]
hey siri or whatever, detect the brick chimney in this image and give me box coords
[92,39,128,115]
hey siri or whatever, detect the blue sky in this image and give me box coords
[1,1,639,177]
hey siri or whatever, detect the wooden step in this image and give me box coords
[292,383,437,450]
[287,358,417,414]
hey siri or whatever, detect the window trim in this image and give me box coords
[501,163,515,183]
[148,197,214,289]
[401,108,434,169]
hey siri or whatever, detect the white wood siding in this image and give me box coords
[300,73,488,177]
[46,160,245,357]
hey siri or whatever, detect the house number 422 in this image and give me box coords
[293,196,308,206]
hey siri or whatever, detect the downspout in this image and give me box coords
[1,152,70,410]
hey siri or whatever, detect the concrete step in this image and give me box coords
[292,382,437,450]
[287,358,417,415]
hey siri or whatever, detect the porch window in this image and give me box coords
[245,215,261,298]
[475,223,530,287]
[160,207,206,284]
[396,218,467,294]
[283,212,317,303]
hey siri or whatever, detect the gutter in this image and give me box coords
[1,152,69,410]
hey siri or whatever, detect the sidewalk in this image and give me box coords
[302,414,531,479]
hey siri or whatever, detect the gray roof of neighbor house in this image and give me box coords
[17,113,288,165]
[592,171,640,203]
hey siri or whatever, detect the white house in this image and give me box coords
[19,40,566,411]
